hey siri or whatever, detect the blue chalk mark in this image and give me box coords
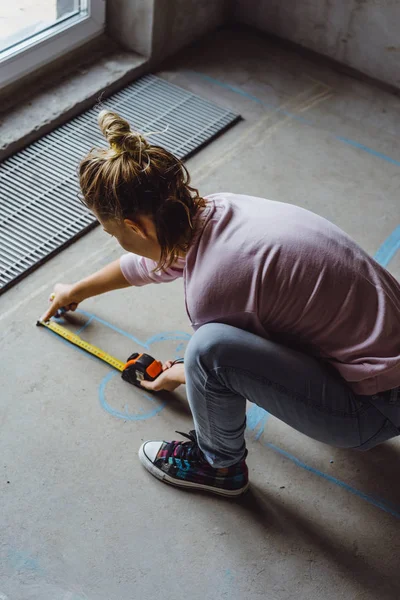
[246,404,270,440]
[188,70,400,169]
[254,425,267,441]
[225,569,235,584]
[187,70,312,125]
[53,316,65,323]
[76,310,191,350]
[266,442,400,520]
[99,370,166,421]
[75,316,94,335]
[175,342,186,357]
[373,225,400,267]
[363,490,400,517]
[43,309,189,421]
[335,137,400,168]
[45,311,400,518]
[145,331,191,346]
[190,70,400,269]
[7,550,42,574]
[187,70,276,108]
[76,309,144,346]
[43,326,100,363]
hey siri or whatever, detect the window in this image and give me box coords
[0,0,106,90]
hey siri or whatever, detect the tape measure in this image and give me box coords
[36,319,163,386]
[37,319,126,370]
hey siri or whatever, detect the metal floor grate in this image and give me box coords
[0,74,240,293]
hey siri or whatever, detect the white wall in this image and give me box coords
[235,0,400,90]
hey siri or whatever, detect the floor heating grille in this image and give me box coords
[0,74,240,293]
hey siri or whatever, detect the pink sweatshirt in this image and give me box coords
[120,193,400,395]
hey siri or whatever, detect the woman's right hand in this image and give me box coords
[40,283,82,322]
[40,259,131,322]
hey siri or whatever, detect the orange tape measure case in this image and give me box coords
[122,353,163,387]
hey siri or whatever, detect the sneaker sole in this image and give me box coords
[138,444,250,497]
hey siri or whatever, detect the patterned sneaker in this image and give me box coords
[139,430,249,497]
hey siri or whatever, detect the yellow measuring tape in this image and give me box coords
[37,319,126,372]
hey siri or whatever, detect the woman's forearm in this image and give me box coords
[72,258,131,302]
[41,259,132,321]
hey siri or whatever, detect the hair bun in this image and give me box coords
[98,109,150,157]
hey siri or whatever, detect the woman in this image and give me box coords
[42,110,400,497]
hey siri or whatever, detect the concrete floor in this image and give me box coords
[1,27,400,600]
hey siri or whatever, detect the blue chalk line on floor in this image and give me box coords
[47,308,400,518]
[373,225,400,267]
[49,293,400,519]
[45,79,400,515]
[188,71,400,269]
[99,369,166,421]
[265,443,400,519]
[246,405,400,519]
[187,70,400,169]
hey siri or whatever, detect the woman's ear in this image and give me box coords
[125,215,158,242]
[124,218,147,239]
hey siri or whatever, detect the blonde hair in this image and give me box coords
[79,110,205,270]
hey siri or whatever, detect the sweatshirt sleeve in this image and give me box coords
[120,253,185,287]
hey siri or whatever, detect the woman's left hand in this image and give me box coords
[140,361,186,392]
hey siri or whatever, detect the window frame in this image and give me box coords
[0,0,106,90]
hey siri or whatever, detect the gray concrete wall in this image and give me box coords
[234,0,400,90]
[106,0,155,57]
[107,0,232,60]
[152,0,232,60]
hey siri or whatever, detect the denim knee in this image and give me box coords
[185,323,233,372]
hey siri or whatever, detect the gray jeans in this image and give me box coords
[184,323,400,468]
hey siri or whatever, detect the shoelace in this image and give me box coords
[164,430,204,463]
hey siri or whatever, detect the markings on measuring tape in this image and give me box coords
[37,320,126,371]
